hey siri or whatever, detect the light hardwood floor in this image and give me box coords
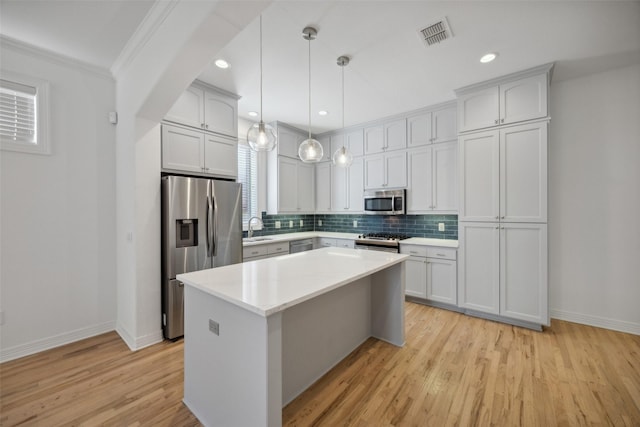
[1,303,639,426]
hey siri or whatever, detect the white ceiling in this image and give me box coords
[2,1,639,134]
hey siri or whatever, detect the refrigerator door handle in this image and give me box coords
[212,195,218,257]
[206,195,213,258]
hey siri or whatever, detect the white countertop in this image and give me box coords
[401,237,459,248]
[243,231,457,248]
[178,247,409,317]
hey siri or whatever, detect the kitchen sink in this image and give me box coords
[243,237,273,242]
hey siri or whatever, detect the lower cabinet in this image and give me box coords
[400,244,457,305]
[243,242,289,262]
[457,222,548,326]
[315,238,355,249]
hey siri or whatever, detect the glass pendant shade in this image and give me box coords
[247,121,277,151]
[332,146,353,167]
[298,137,323,162]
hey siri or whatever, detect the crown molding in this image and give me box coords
[0,35,113,80]
[110,0,180,78]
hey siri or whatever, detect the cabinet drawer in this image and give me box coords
[427,247,456,260]
[243,245,268,259]
[400,245,428,257]
[318,238,337,247]
[335,239,355,249]
[267,243,289,255]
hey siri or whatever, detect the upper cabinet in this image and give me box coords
[456,65,551,133]
[364,118,407,155]
[273,123,307,159]
[407,141,457,214]
[407,104,457,147]
[165,82,239,138]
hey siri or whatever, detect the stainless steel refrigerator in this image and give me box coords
[161,175,243,339]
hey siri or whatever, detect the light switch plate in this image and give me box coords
[209,319,219,335]
[275,221,281,229]
[353,220,358,227]
[438,222,445,232]
[289,220,293,228]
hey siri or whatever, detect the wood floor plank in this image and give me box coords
[1,303,639,426]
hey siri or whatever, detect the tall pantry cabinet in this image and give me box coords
[456,63,553,329]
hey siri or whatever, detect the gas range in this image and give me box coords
[354,233,409,252]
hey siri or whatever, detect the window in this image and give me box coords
[0,71,49,155]
[237,142,259,229]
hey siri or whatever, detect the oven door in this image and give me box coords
[355,243,399,253]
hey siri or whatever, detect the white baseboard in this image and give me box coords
[116,324,163,351]
[0,321,115,363]
[550,309,640,335]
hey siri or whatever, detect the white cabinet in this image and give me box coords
[275,124,306,159]
[161,124,237,178]
[364,119,407,154]
[401,244,457,304]
[268,156,315,214]
[317,135,332,162]
[329,157,363,212]
[315,162,332,213]
[329,129,365,159]
[407,105,457,147]
[364,151,406,190]
[243,242,290,262]
[165,83,238,137]
[459,121,547,223]
[317,238,356,249]
[407,141,457,213]
[457,72,548,133]
[458,222,548,325]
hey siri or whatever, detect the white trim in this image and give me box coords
[116,324,164,351]
[550,309,640,336]
[0,69,51,155]
[110,0,179,78]
[115,323,136,351]
[0,321,115,363]
[0,35,113,80]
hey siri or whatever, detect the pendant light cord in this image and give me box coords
[259,15,263,123]
[342,61,345,132]
[308,35,312,140]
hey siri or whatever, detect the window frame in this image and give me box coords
[0,70,50,155]
[237,139,262,232]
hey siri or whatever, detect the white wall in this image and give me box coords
[549,63,640,334]
[0,40,117,361]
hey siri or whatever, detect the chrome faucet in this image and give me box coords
[248,216,264,239]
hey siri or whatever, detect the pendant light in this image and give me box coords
[247,15,277,152]
[332,56,353,168]
[298,27,324,163]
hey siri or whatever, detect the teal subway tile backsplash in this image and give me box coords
[246,212,458,240]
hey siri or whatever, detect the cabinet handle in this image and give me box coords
[201,123,205,128]
[495,216,499,220]
[501,216,505,219]
[410,251,418,254]
[251,251,259,255]
[501,227,505,230]
[436,253,446,257]
[495,227,499,230]
[494,119,499,125]
[500,118,504,123]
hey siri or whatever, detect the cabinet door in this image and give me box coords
[459,130,499,221]
[427,258,457,305]
[407,147,432,213]
[364,125,384,154]
[384,118,407,151]
[203,134,237,178]
[385,151,407,189]
[297,162,315,213]
[329,133,344,161]
[407,112,431,147]
[457,222,500,314]
[278,157,298,212]
[161,125,204,173]
[318,135,332,162]
[203,90,237,137]
[347,157,364,212]
[315,162,332,213]
[500,74,547,125]
[165,86,204,129]
[500,122,547,222]
[500,223,548,325]
[405,256,427,298]
[331,164,348,212]
[278,127,303,159]
[345,129,364,157]
[432,106,457,143]
[364,154,385,189]
[457,86,499,132]
[432,141,457,211]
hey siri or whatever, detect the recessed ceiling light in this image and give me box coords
[248,111,258,117]
[215,59,230,69]
[318,110,328,116]
[480,52,498,63]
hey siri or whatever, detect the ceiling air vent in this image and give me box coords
[418,17,452,46]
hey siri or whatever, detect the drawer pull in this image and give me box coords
[251,251,259,255]
[409,251,418,254]
[436,253,446,257]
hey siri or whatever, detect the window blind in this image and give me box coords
[0,79,37,144]
[237,143,259,226]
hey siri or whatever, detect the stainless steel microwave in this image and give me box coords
[363,189,406,215]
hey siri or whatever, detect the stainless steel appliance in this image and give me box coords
[363,189,406,215]
[290,238,314,253]
[161,175,243,339]
[354,233,409,253]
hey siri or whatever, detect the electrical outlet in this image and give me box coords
[438,222,445,232]
[353,220,358,228]
[209,319,219,336]
[275,221,281,229]
[300,220,304,227]
[318,219,323,226]
[289,220,293,228]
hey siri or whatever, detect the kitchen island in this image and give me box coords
[177,247,408,427]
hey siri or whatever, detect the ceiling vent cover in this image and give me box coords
[418,17,452,46]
